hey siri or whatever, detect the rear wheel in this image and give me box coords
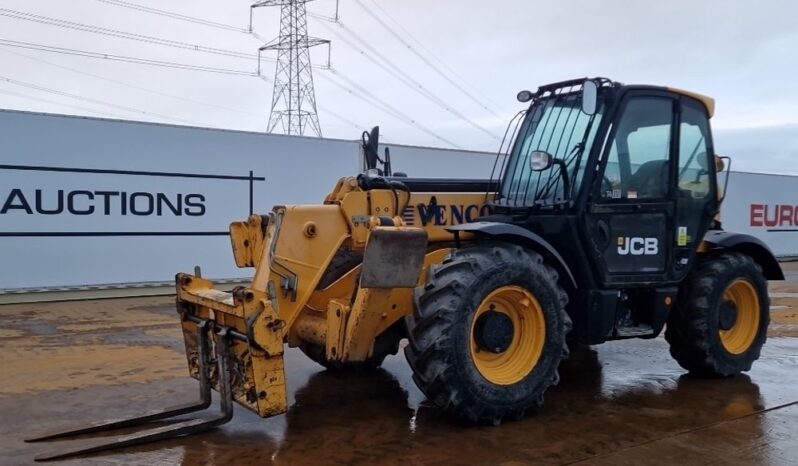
[405,243,570,424]
[665,252,769,376]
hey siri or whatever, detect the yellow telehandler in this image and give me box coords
[29,78,784,460]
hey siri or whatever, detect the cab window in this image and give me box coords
[677,100,713,199]
[600,98,674,200]
[675,99,715,247]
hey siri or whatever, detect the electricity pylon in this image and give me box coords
[253,0,329,137]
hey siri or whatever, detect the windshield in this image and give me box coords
[500,92,604,206]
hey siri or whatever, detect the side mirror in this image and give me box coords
[529,151,553,171]
[714,154,726,172]
[582,79,598,115]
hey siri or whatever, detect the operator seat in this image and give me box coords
[627,159,668,198]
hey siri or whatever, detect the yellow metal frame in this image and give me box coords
[175,176,491,418]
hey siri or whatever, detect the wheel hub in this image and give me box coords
[474,310,514,354]
[470,285,546,386]
[718,300,738,331]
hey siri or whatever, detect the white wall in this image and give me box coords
[721,171,798,257]
[0,110,495,289]
[1,110,795,290]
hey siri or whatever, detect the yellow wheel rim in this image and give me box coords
[719,279,761,355]
[469,286,546,385]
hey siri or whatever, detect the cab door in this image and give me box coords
[671,97,718,280]
[584,92,677,285]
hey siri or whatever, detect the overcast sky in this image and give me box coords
[0,0,796,173]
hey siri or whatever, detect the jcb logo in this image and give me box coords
[617,237,659,256]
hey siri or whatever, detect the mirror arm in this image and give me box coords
[717,156,732,206]
[384,147,392,177]
[553,159,571,200]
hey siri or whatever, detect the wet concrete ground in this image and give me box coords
[2,262,797,465]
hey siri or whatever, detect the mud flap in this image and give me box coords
[360,227,428,289]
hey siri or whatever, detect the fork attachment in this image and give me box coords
[27,320,235,462]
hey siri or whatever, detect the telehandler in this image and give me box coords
[29,77,784,460]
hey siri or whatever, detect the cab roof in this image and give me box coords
[667,87,716,118]
[532,78,716,118]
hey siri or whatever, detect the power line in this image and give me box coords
[0,39,372,134]
[0,48,265,118]
[91,0,500,122]
[322,72,459,148]
[316,70,406,125]
[0,87,127,119]
[0,8,454,144]
[73,0,471,145]
[312,21,443,116]
[0,8,260,61]
[317,103,363,130]
[0,66,363,132]
[254,66,459,147]
[253,75,365,131]
[355,0,504,119]
[94,0,249,32]
[317,19,498,139]
[362,0,503,111]
[328,18,494,137]
[0,37,455,145]
[0,38,258,76]
[0,8,333,72]
[261,65,454,145]
[0,75,202,125]
[319,69,462,149]
[307,11,337,22]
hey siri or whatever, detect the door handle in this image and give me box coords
[596,220,610,249]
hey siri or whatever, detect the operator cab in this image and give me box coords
[491,78,721,285]
[481,77,724,342]
[494,77,718,211]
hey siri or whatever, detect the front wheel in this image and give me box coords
[666,252,770,376]
[405,243,571,424]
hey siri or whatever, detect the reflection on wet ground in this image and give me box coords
[1,265,797,465]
